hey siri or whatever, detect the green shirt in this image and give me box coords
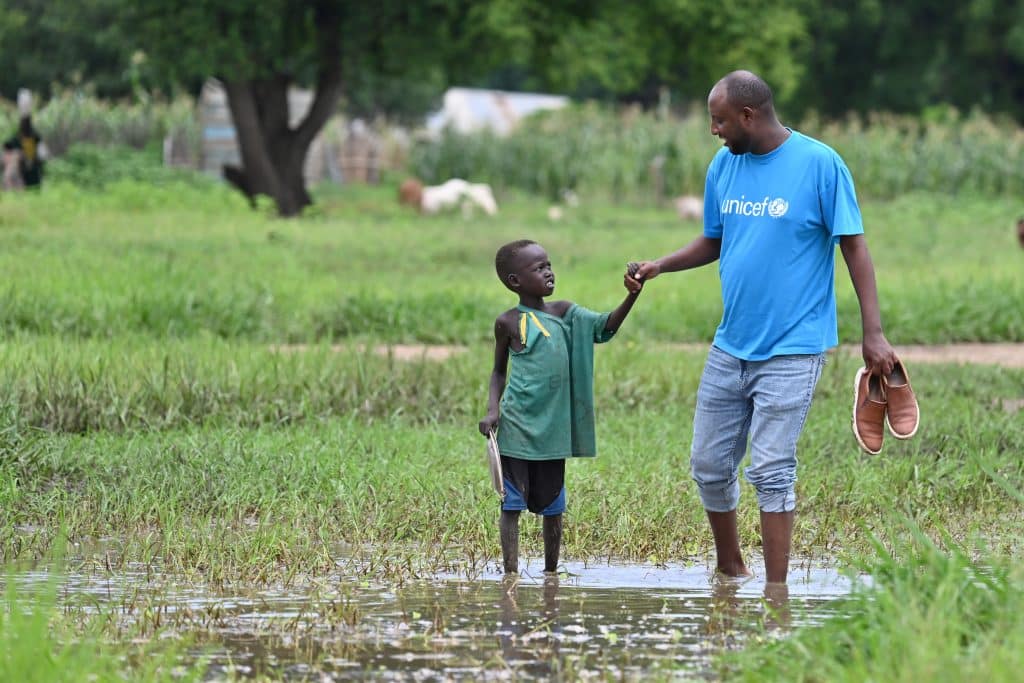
[497,303,614,460]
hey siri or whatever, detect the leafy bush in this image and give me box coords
[45,143,210,189]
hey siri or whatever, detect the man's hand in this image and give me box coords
[633,260,662,282]
[862,331,898,377]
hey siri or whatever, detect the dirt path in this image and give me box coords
[853,343,1024,369]
[272,342,1024,368]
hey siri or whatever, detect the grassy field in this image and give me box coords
[1,179,1022,680]
[1,180,1021,344]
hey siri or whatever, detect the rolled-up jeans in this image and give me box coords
[690,345,826,513]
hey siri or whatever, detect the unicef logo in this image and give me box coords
[720,195,791,218]
[767,198,789,218]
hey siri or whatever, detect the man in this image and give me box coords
[633,70,897,584]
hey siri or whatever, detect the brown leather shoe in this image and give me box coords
[884,359,919,439]
[853,367,886,454]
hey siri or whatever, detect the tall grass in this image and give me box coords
[0,336,480,433]
[410,103,718,200]
[1,340,1021,580]
[721,524,1024,682]
[809,108,1024,199]
[0,88,199,158]
[410,104,1024,201]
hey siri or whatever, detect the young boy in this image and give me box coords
[478,239,642,574]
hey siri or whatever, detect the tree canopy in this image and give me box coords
[2,0,1021,121]
[2,0,1022,213]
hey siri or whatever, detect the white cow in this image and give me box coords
[399,178,498,216]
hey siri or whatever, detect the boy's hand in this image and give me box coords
[625,262,644,293]
[479,413,499,436]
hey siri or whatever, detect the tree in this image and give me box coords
[127,0,817,216]
[791,0,1024,121]
[129,1,501,216]
[460,0,810,111]
[0,0,151,101]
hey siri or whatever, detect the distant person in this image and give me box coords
[632,70,912,584]
[4,115,45,189]
[479,240,642,574]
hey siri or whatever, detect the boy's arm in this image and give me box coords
[478,316,512,436]
[839,233,898,376]
[603,270,643,333]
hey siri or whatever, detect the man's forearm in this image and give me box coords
[841,236,884,335]
[655,236,721,273]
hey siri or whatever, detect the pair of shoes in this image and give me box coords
[852,360,919,454]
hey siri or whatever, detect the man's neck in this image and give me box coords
[752,123,791,155]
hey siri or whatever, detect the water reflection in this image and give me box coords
[496,574,563,678]
[9,557,857,680]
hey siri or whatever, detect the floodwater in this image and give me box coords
[10,556,860,681]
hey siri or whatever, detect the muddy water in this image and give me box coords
[11,557,858,681]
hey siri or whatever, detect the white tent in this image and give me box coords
[426,87,569,137]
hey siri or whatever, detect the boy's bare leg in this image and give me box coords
[707,509,751,577]
[500,510,520,574]
[543,514,562,573]
[760,510,795,584]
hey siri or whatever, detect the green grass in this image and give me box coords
[1,342,1020,581]
[1,177,1022,679]
[721,526,1024,682]
[0,181,1021,344]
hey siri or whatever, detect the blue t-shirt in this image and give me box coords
[703,130,863,360]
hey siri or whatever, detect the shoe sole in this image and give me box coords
[851,367,882,455]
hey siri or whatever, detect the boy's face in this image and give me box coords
[508,243,555,296]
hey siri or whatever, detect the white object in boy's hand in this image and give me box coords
[486,430,505,499]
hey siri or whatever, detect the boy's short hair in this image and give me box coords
[495,239,537,281]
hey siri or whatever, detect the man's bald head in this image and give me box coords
[707,70,787,155]
[713,70,775,113]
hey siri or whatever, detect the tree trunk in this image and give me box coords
[222,77,337,217]
[220,4,343,217]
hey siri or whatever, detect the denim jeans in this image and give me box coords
[690,345,826,513]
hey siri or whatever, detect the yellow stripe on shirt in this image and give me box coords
[519,313,527,345]
[528,312,551,337]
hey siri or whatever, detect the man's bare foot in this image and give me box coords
[716,562,753,578]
